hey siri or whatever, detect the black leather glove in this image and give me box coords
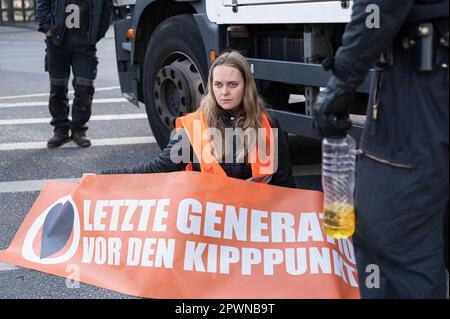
[313,75,356,138]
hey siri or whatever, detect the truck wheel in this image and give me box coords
[143,14,208,149]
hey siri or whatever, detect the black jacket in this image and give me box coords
[36,0,113,46]
[102,111,296,189]
[332,0,448,88]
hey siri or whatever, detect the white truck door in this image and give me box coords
[223,0,314,5]
[207,0,352,24]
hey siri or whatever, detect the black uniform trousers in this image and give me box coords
[45,32,98,135]
[354,37,449,298]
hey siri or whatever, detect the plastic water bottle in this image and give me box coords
[322,135,356,239]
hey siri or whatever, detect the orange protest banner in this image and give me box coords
[0,172,360,299]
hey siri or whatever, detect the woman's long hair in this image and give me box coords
[200,51,273,163]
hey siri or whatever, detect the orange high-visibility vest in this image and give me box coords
[176,110,275,183]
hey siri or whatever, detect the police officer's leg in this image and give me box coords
[355,154,447,299]
[70,37,98,147]
[354,243,393,298]
[444,203,449,271]
[407,47,449,298]
[354,44,448,299]
[354,153,429,298]
[46,37,71,146]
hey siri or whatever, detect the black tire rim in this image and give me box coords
[153,52,205,131]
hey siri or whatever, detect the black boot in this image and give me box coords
[71,132,91,148]
[47,133,70,148]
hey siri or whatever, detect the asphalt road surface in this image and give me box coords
[0,24,322,299]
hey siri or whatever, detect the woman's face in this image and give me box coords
[212,65,245,111]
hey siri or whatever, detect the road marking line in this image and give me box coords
[0,262,19,271]
[0,113,147,125]
[0,98,128,108]
[0,86,120,100]
[292,164,321,176]
[0,136,157,151]
[0,165,318,193]
[0,178,81,194]
[0,41,40,44]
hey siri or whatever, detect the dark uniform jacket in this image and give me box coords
[334,0,448,299]
[332,0,448,88]
[36,0,113,46]
[103,110,297,189]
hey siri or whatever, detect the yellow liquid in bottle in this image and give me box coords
[323,203,355,239]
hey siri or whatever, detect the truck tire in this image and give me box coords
[143,14,208,149]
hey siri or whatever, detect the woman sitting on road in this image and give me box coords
[102,51,295,188]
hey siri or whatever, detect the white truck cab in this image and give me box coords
[207,0,352,24]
